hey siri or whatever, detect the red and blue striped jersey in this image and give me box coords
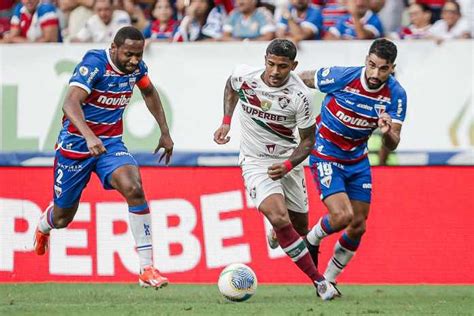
[57,49,149,159]
[313,66,407,163]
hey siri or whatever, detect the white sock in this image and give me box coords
[128,203,153,270]
[37,205,54,234]
[306,217,329,246]
[324,240,355,283]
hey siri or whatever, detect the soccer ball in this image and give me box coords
[218,263,257,302]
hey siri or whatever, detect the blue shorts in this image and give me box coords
[53,142,138,208]
[309,155,372,203]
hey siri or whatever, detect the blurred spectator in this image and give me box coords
[321,0,349,31]
[222,0,276,41]
[72,0,131,42]
[428,0,471,40]
[277,0,324,41]
[58,0,93,41]
[368,0,384,12]
[392,2,432,39]
[457,0,472,35]
[377,0,404,33]
[2,0,61,43]
[0,0,15,37]
[119,0,149,30]
[417,0,445,22]
[173,0,225,41]
[143,0,178,41]
[325,0,384,39]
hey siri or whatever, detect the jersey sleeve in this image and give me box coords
[69,53,104,94]
[301,8,323,36]
[10,4,22,29]
[387,85,407,125]
[230,64,257,91]
[295,90,317,129]
[365,14,384,38]
[314,66,354,93]
[136,61,150,89]
[257,8,276,35]
[37,4,59,29]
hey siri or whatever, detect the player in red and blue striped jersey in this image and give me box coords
[299,39,406,294]
[34,26,174,288]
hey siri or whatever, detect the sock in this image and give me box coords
[275,223,325,283]
[306,215,334,246]
[37,205,55,234]
[128,202,153,270]
[324,232,360,283]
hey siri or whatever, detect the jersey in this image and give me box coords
[57,49,149,159]
[10,2,60,41]
[313,66,407,163]
[230,65,317,163]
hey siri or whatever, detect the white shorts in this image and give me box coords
[241,161,308,213]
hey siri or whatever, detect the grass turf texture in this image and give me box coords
[1,284,473,315]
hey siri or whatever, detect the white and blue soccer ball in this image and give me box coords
[218,263,257,302]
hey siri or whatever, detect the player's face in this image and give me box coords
[21,0,39,13]
[263,54,297,87]
[95,0,113,25]
[364,53,394,89]
[290,0,309,11]
[111,39,145,74]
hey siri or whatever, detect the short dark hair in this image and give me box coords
[444,0,461,14]
[266,39,297,61]
[113,26,145,47]
[412,2,432,13]
[369,39,397,64]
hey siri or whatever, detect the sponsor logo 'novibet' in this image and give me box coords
[0,167,473,284]
[336,110,376,128]
[97,95,131,106]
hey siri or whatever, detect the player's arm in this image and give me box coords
[268,124,316,180]
[298,70,316,89]
[139,78,174,164]
[36,24,59,42]
[378,113,402,151]
[213,76,239,144]
[63,86,106,156]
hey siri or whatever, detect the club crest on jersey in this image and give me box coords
[322,68,331,77]
[54,185,62,198]
[261,99,272,111]
[266,144,276,154]
[321,176,332,188]
[374,104,386,117]
[278,96,290,109]
[79,66,89,76]
[129,77,136,89]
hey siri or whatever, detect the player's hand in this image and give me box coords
[86,135,106,157]
[213,124,231,145]
[267,163,289,181]
[378,113,392,134]
[154,133,174,165]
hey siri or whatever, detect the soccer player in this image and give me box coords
[213,39,338,300]
[33,26,174,289]
[299,39,407,294]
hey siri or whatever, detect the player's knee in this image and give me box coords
[268,212,290,229]
[333,209,353,228]
[123,182,145,200]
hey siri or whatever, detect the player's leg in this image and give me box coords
[103,153,167,289]
[34,153,93,255]
[324,200,369,284]
[306,157,353,267]
[259,194,337,300]
[323,158,372,285]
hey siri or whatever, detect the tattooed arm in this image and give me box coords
[213,76,240,144]
[298,70,317,89]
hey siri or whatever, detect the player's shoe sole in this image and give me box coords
[33,228,50,256]
[267,228,279,249]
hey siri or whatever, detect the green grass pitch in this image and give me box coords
[1,284,473,315]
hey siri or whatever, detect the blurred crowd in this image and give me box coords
[0,0,472,44]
